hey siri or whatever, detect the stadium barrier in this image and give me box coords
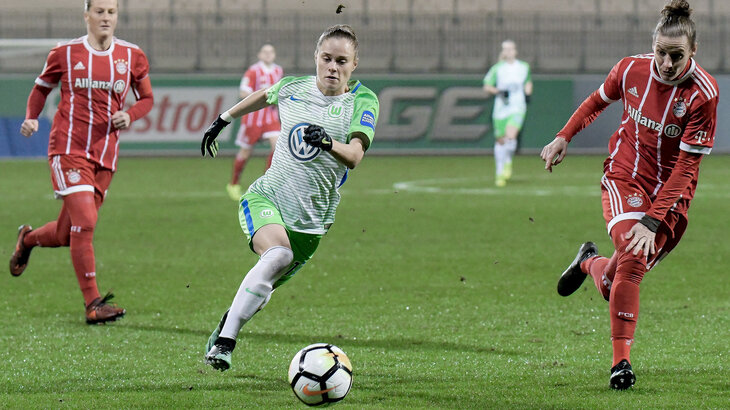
[1,74,728,157]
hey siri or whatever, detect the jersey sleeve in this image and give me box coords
[348,84,379,147]
[240,67,255,94]
[524,62,532,84]
[265,76,298,106]
[679,97,717,155]
[483,65,497,87]
[131,48,150,84]
[35,47,64,88]
[599,59,624,103]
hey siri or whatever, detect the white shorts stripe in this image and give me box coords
[606,211,645,236]
[601,175,621,217]
[54,184,95,198]
[51,155,67,191]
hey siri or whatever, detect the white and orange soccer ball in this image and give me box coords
[287,343,352,406]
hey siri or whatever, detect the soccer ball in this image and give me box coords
[288,343,352,406]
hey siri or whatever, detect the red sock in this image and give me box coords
[581,253,616,301]
[608,220,646,367]
[65,193,101,306]
[265,150,274,170]
[231,156,247,185]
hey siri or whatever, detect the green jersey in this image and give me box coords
[247,75,379,234]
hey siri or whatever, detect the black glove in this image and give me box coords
[201,115,231,158]
[525,94,531,104]
[303,124,332,152]
[638,215,661,233]
[500,90,510,100]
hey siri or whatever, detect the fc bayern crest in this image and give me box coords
[673,100,686,118]
[625,193,644,208]
[66,169,81,184]
[288,123,320,162]
[115,59,128,75]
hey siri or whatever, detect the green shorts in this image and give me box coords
[493,112,526,138]
[239,192,322,288]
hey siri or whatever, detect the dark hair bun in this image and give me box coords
[662,0,692,18]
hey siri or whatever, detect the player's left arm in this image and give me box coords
[303,87,378,169]
[626,97,717,257]
[113,50,154,130]
[328,133,367,169]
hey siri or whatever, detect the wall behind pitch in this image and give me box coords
[1,74,727,157]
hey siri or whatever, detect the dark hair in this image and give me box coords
[316,24,359,59]
[653,0,696,46]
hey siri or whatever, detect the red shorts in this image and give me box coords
[49,155,113,203]
[235,118,280,148]
[601,174,688,268]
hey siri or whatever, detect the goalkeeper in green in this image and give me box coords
[200,24,379,371]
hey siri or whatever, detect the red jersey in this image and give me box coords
[561,55,718,217]
[239,61,283,128]
[36,35,150,171]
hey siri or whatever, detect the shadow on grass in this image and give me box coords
[120,322,520,357]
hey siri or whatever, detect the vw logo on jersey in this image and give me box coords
[664,124,682,138]
[288,123,320,162]
[113,80,126,94]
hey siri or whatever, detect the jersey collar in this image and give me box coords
[651,57,695,86]
[82,35,116,56]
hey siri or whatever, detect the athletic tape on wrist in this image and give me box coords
[220,111,234,123]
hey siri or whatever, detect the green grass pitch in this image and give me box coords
[1,155,728,408]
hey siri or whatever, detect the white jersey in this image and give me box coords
[247,76,379,234]
[483,59,531,118]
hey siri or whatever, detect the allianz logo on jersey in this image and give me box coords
[74,78,126,94]
[626,104,682,138]
[288,123,320,162]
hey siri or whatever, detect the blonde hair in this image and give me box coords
[84,0,118,11]
[316,24,359,59]
[653,0,696,46]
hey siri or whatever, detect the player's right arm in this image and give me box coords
[201,87,271,157]
[540,59,624,171]
[21,47,63,137]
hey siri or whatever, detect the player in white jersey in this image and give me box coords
[483,40,532,187]
[200,24,379,371]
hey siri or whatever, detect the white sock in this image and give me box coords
[504,138,518,164]
[219,246,294,341]
[494,142,507,176]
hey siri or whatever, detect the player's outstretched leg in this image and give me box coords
[9,225,33,276]
[85,292,126,324]
[205,246,294,371]
[557,242,598,296]
[610,359,636,390]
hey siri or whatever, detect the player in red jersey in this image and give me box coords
[10,0,153,324]
[226,44,284,201]
[541,0,717,390]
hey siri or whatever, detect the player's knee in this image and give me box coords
[261,246,294,274]
[615,251,646,286]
